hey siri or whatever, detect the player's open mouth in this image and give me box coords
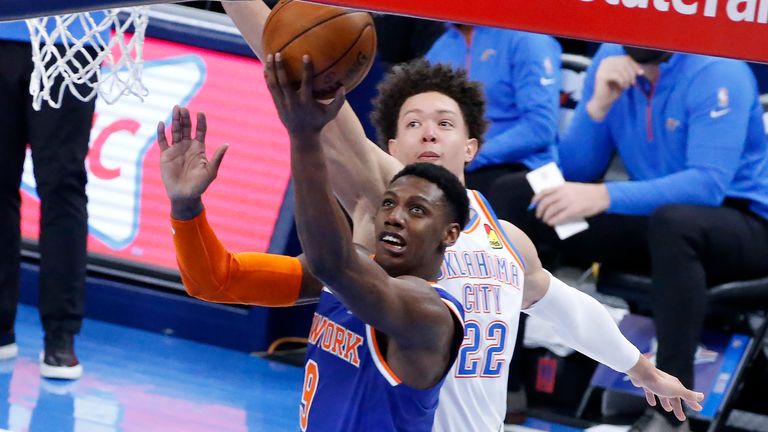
[379,232,407,253]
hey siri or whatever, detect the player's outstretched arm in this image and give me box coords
[158,106,322,305]
[222,1,271,60]
[625,355,704,421]
[267,53,460,388]
[224,1,402,244]
[499,220,705,419]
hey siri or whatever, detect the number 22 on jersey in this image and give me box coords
[456,320,508,377]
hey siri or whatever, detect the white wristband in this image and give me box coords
[523,271,641,372]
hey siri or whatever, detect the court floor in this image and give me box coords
[0,304,302,432]
[0,303,623,432]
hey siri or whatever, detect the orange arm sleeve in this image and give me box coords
[170,209,302,306]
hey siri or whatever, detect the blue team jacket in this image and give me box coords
[426,26,562,171]
[560,44,768,219]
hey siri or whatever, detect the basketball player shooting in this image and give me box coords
[158,53,469,429]
[218,2,705,430]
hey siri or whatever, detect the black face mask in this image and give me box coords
[622,46,672,64]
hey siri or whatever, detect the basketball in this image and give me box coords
[262,0,377,99]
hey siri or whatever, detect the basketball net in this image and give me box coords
[25,8,149,111]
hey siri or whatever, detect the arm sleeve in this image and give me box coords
[472,36,561,166]
[171,209,302,306]
[559,46,617,182]
[606,62,754,215]
[523,271,640,372]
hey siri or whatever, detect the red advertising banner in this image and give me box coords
[20,36,292,271]
[1,1,766,62]
[319,0,768,63]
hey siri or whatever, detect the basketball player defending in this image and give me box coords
[159,55,468,429]
[212,3,705,431]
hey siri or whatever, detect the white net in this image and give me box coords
[25,7,150,111]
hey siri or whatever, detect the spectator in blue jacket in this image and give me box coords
[495,43,768,431]
[425,25,562,423]
[425,25,562,193]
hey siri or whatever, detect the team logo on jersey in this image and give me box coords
[544,57,555,76]
[717,87,729,108]
[480,48,497,62]
[710,88,731,119]
[308,313,363,367]
[666,117,680,131]
[484,224,503,249]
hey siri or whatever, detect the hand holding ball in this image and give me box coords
[262,0,377,99]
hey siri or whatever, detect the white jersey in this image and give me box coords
[432,190,525,432]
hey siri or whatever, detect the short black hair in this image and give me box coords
[390,163,469,228]
[371,59,488,150]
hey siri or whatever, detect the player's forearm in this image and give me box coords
[171,209,303,305]
[223,1,271,60]
[558,104,614,182]
[321,104,400,215]
[606,168,726,215]
[290,132,358,281]
[524,271,640,372]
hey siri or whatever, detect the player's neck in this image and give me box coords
[457,172,467,186]
[383,257,443,281]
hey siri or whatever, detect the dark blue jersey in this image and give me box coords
[300,285,464,431]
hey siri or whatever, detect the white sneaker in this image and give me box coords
[39,360,83,380]
[39,333,83,380]
[0,342,18,361]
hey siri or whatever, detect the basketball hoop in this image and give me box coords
[25,7,149,110]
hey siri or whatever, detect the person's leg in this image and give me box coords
[648,204,768,425]
[486,171,534,228]
[28,45,95,378]
[487,172,651,271]
[488,173,653,422]
[0,42,33,346]
[465,164,527,197]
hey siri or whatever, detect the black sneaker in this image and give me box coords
[0,331,17,361]
[40,333,82,380]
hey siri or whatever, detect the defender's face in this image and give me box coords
[374,175,453,275]
[388,92,477,182]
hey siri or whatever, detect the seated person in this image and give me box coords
[158,54,469,430]
[424,24,562,193]
[493,44,768,432]
[425,26,562,418]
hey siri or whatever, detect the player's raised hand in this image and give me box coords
[157,106,228,213]
[265,52,345,136]
[626,355,705,421]
[532,182,610,225]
